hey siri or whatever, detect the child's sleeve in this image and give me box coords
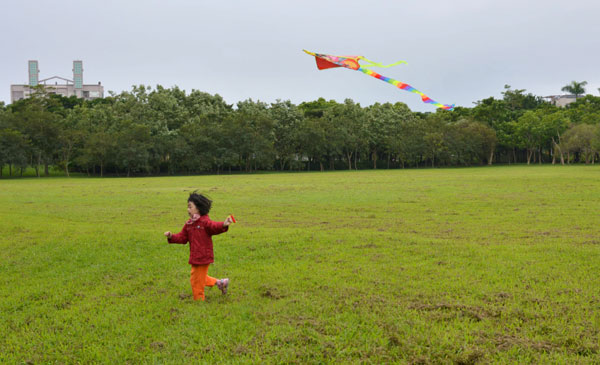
[168,225,189,244]
[205,218,229,236]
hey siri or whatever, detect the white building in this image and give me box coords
[10,60,104,103]
[543,94,578,108]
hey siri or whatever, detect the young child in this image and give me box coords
[164,192,233,301]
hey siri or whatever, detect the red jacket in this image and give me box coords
[168,215,229,265]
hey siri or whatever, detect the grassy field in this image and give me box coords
[1,166,599,363]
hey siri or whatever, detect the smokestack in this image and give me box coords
[73,60,83,89]
[28,60,39,86]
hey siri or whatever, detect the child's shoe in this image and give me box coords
[216,278,229,295]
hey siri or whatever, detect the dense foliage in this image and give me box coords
[1,84,599,177]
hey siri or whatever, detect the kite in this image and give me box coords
[304,50,454,111]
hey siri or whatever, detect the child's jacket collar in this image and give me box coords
[186,213,206,225]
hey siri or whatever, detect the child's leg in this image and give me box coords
[190,264,218,301]
[205,271,218,287]
[190,265,208,301]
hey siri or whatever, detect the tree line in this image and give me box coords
[1,83,599,177]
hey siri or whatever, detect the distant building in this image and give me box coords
[10,60,104,103]
[543,94,578,108]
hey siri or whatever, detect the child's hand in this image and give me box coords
[223,216,233,227]
[164,231,172,239]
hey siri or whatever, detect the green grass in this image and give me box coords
[1,166,599,363]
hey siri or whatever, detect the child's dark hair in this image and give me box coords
[188,192,212,215]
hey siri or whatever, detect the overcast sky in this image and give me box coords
[2,0,599,111]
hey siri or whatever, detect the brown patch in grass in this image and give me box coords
[478,332,558,353]
[178,293,192,300]
[506,308,540,323]
[557,288,582,295]
[455,348,485,365]
[581,240,600,245]
[352,243,378,249]
[202,345,214,353]
[234,345,249,355]
[494,334,554,352]
[409,356,431,365]
[410,302,499,322]
[150,341,165,350]
[260,286,284,299]
[564,339,599,356]
[388,333,401,347]
[281,315,323,330]
[496,292,511,299]
[483,292,512,304]
[54,301,71,310]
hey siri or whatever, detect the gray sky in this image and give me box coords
[2,0,599,111]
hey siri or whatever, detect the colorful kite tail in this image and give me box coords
[304,50,454,111]
[358,67,454,110]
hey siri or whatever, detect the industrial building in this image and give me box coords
[10,60,104,103]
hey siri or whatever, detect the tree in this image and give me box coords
[502,85,545,112]
[561,81,588,99]
[564,95,600,124]
[0,128,30,177]
[472,97,513,162]
[296,116,327,171]
[365,102,414,169]
[363,104,387,169]
[77,103,118,176]
[446,120,497,166]
[324,99,367,170]
[471,86,547,164]
[228,99,275,172]
[82,131,116,176]
[298,98,338,119]
[423,132,444,167]
[57,107,88,176]
[115,120,152,176]
[563,124,599,164]
[593,125,600,158]
[298,99,341,170]
[421,114,449,167]
[11,91,61,176]
[178,115,223,173]
[538,110,569,165]
[270,100,303,170]
[515,111,545,164]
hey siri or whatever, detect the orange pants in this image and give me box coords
[190,264,217,301]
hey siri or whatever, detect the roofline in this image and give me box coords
[39,76,74,83]
[10,83,103,88]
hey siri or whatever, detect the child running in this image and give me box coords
[164,192,233,301]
